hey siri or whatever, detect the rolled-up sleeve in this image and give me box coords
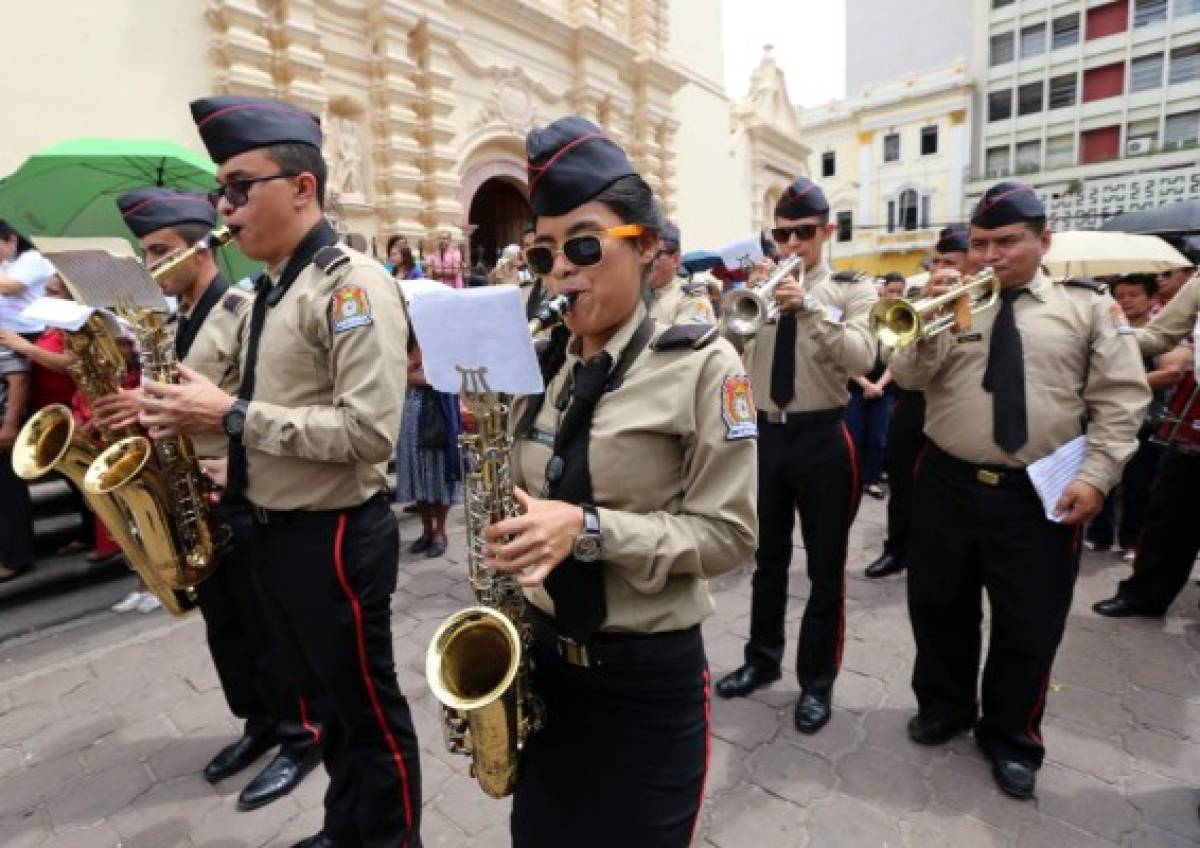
[889,332,953,390]
[799,280,877,376]
[1137,277,1199,358]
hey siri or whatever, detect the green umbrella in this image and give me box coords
[0,138,260,283]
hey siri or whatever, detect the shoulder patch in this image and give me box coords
[651,322,719,351]
[314,245,352,276]
[832,270,868,283]
[1063,277,1108,295]
[329,284,373,334]
[222,293,248,315]
[721,375,758,440]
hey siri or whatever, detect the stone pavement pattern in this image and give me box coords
[0,499,1198,847]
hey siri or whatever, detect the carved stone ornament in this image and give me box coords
[477,68,538,132]
[328,115,366,201]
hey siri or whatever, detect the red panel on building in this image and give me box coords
[1087,0,1129,40]
[1081,126,1121,164]
[1083,63,1124,102]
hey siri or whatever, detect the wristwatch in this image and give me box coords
[222,399,250,440]
[572,504,604,563]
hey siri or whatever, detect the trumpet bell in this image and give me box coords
[721,288,774,338]
[869,300,922,349]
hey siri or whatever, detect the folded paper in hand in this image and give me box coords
[1026,435,1087,523]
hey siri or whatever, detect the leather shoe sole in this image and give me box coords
[907,714,974,746]
[793,692,832,735]
[714,665,781,699]
[1092,596,1162,618]
[237,748,321,811]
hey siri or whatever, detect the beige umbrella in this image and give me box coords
[1043,230,1192,278]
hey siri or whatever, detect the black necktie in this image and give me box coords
[542,353,612,642]
[982,288,1028,453]
[770,313,797,408]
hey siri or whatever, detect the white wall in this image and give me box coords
[845,0,975,95]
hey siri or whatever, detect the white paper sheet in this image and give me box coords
[1026,435,1087,523]
[19,298,123,336]
[716,234,765,272]
[407,285,543,396]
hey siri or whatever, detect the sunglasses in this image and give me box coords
[525,224,644,275]
[208,172,300,208]
[771,224,822,243]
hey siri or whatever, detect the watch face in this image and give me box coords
[574,534,603,562]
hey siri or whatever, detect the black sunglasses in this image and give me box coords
[525,224,643,275]
[208,172,300,208]
[771,224,822,243]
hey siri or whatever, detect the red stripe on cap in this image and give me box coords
[527,132,607,192]
[120,193,209,219]
[784,182,815,200]
[976,185,1035,216]
[195,101,319,129]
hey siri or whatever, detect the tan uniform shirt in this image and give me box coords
[511,303,759,633]
[242,246,409,510]
[890,271,1150,494]
[649,277,717,325]
[739,264,877,413]
[180,286,250,459]
[1138,275,1200,356]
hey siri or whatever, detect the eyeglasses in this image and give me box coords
[525,224,644,275]
[771,224,822,243]
[207,172,300,208]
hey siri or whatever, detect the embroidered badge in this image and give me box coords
[955,332,983,344]
[721,375,757,440]
[329,285,372,334]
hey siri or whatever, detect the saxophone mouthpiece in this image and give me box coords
[528,292,576,335]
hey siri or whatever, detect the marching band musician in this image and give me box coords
[137,96,421,848]
[890,182,1149,799]
[715,177,878,737]
[92,188,323,810]
[648,220,717,325]
[481,116,757,847]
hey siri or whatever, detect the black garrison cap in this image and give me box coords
[190,95,322,164]
[526,116,637,217]
[971,181,1045,229]
[775,177,830,220]
[117,187,216,238]
[935,225,969,254]
[660,220,681,249]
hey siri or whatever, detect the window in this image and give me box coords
[887,200,896,233]
[883,132,900,162]
[985,145,1011,177]
[1170,44,1200,85]
[1052,13,1080,49]
[1049,74,1078,108]
[1164,111,1200,149]
[1131,53,1164,92]
[821,151,836,177]
[898,189,919,231]
[988,89,1013,121]
[920,195,932,229]
[1127,118,1160,152]
[1020,23,1047,58]
[1086,1,1129,40]
[921,125,938,156]
[1133,0,1168,27]
[836,210,853,242]
[1081,125,1121,163]
[1046,135,1075,169]
[1018,81,1044,116]
[991,32,1015,66]
[1015,141,1042,174]
[1083,63,1125,102]
[1178,0,1200,17]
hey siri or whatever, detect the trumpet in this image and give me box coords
[720,254,804,338]
[870,267,1000,348]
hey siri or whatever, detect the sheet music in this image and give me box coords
[1026,435,1087,523]
[407,284,543,395]
[715,234,765,271]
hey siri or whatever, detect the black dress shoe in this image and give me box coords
[203,733,276,783]
[1092,595,1162,618]
[292,835,343,848]
[990,758,1036,799]
[714,664,781,699]
[408,536,432,554]
[864,552,906,579]
[237,747,321,811]
[793,690,832,734]
[907,714,974,746]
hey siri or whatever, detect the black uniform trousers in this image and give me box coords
[0,446,33,570]
[1117,450,1200,612]
[908,444,1080,768]
[882,390,925,563]
[746,410,861,692]
[1086,432,1164,551]
[193,502,321,755]
[512,625,709,848]
[251,493,422,848]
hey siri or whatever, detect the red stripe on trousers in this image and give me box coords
[1026,673,1050,746]
[298,697,321,744]
[331,514,414,845]
[689,667,712,845]
[836,423,860,672]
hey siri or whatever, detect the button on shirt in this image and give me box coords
[241,248,409,510]
[889,271,1151,494]
[511,303,759,634]
[0,250,55,333]
[739,264,877,413]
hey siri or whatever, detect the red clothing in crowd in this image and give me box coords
[28,329,77,410]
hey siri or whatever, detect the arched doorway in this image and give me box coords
[468,177,531,271]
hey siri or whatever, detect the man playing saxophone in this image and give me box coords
[92,188,322,812]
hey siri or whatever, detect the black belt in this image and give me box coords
[924,442,1028,488]
[249,491,389,525]
[526,606,700,669]
[757,407,845,428]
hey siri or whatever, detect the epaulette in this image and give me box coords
[221,292,248,314]
[832,270,869,283]
[1063,277,1108,295]
[651,322,719,351]
[313,244,352,276]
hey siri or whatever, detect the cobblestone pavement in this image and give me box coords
[1,499,1198,847]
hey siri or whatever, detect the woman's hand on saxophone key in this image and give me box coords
[481,487,584,587]
[139,363,235,438]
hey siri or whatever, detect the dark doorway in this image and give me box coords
[468,178,531,271]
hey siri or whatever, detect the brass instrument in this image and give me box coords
[528,292,575,335]
[870,267,999,348]
[720,254,804,338]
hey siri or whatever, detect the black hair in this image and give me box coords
[1113,273,1158,298]
[590,174,663,236]
[883,271,906,284]
[386,234,406,256]
[0,220,34,256]
[397,246,416,275]
[261,142,328,208]
[171,222,214,247]
[1025,217,1048,237]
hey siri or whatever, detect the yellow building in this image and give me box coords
[799,61,975,277]
[2,0,806,264]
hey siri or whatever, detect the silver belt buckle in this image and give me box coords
[558,637,592,668]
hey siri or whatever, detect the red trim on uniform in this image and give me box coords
[298,697,320,744]
[689,667,712,845]
[120,193,209,218]
[836,423,861,672]
[195,101,319,129]
[331,514,414,845]
[526,132,606,191]
[1071,525,1083,556]
[1026,673,1050,746]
